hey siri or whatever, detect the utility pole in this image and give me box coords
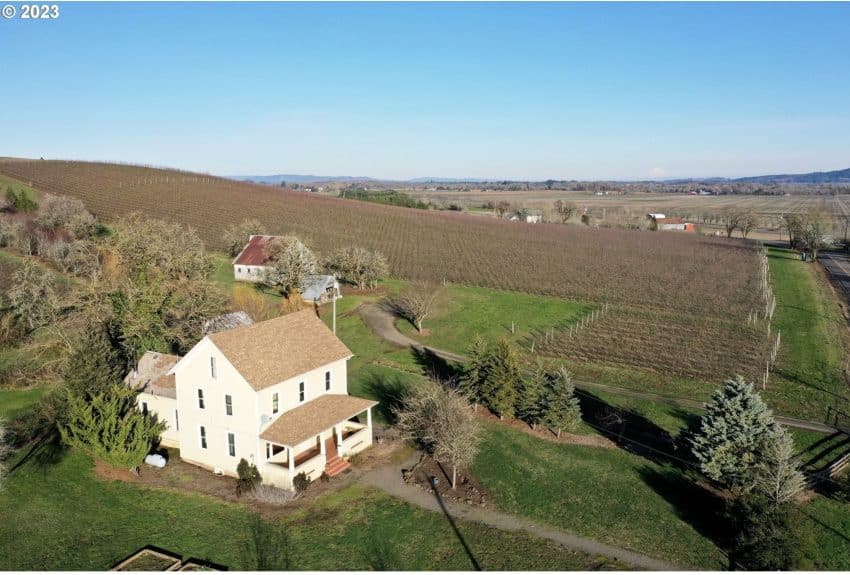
[332,280,337,334]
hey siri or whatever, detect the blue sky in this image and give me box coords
[1,2,849,180]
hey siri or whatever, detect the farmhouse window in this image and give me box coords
[175,409,179,431]
[265,443,270,459]
[325,371,331,391]
[141,402,148,415]
[299,382,305,402]
[227,433,236,457]
[197,389,205,409]
[200,426,207,449]
[272,392,279,414]
[210,357,216,379]
[225,394,233,416]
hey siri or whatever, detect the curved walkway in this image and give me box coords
[360,452,684,571]
[357,303,838,434]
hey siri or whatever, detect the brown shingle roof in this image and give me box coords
[208,309,353,391]
[260,394,377,447]
[232,235,276,266]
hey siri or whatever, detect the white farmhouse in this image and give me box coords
[232,235,341,304]
[125,309,376,489]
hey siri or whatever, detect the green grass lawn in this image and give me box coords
[398,284,592,355]
[472,423,728,569]
[762,247,849,420]
[0,173,39,200]
[0,387,45,419]
[0,447,624,571]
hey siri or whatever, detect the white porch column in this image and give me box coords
[366,407,372,430]
[319,434,326,455]
[288,447,295,474]
[336,426,344,457]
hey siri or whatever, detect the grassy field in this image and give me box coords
[0,445,623,571]
[762,247,849,419]
[0,387,45,419]
[472,422,727,569]
[397,284,592,354]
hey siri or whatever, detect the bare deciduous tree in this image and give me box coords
[387,281,441,332]
[754,427,806,505]
[554,199,577,223]
[262,235,318,298]
[222,218,266,257]
[739,211,759,239]
[326,246,389,289]
[395,382,481,489]
[722,208,743,238]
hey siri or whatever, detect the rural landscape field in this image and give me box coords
[3,1,850,573]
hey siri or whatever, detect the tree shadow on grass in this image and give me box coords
[576,390,683,468]
[8,431,66,477]
[360,370,414,424]
[638,465,731,565]
[410,347,465,382]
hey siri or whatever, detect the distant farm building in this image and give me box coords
[508,209,543,224]
[647,214,696,232]
[232,235,341,303]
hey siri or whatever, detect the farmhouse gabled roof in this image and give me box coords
[207,309,353,391]
[232,235,278,266]
[260,394,377,447]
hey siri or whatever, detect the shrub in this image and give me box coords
[236,457,262,495]
[59,384,166,470]
[292,471,311,493]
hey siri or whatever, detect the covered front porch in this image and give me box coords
[259,394,378,489]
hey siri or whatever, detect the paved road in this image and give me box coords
[818,249,850,307]
[360,452,686,571]
[358,303,839,434]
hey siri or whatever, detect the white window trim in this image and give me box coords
[225,394,233,416]
[197,388,205,409]
[272,392,279,414]
[299,381,305,403]
[199,425,207,449]
[210,356,216,379]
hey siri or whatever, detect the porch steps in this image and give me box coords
[324,455,351,477]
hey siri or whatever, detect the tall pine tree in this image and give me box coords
[543,366,582,437]
[517,363,547,429]
[64,323,126,400]
[480,339,521,419]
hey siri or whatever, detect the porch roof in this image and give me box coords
[260,394,377,447]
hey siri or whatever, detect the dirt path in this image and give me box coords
[358,302,838,434]
[358,303,468,362]
[360,452,686,571]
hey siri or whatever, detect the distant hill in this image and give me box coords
[231,174,375,185]
[733,167,850,184]
[232,168,850,186]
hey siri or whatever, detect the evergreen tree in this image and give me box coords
[726,493,813,570]
[59,384,165,470]
[64,323,125,400]
[689,375,779,489]
[517,363,547,429]
[480,338,521,419]
[754,426,807,505]
[543,366,582,437]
